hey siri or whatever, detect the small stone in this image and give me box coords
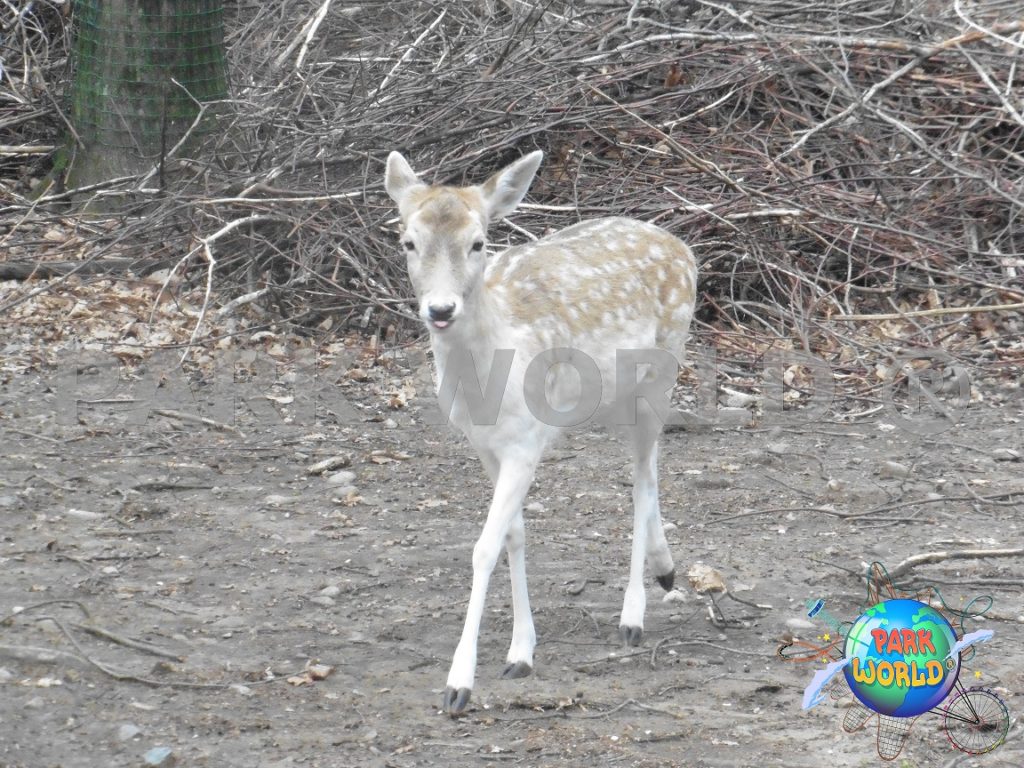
[0,495,17,508]
[383,418,398,429]
[320,585,341,598]
[720,388,758,408]
[307,663,334,680]
[525,501,545,514]
[662,522,678,532]
[65,507,104,520]
[662,589,687,604]
[879,460,910,478]
[0,667,13,683]
[143,746,175,766]
[264,494,299,506]
[330,486,359,502]
[325,470,357,486]
[117,723,142,741]
[786,618,815,631]
[309,595,336,607]
[993,448,1021,462]
[307,455,353,475]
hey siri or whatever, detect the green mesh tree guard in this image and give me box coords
[66,0,228,190]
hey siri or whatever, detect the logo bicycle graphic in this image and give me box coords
[780,563,1009,761]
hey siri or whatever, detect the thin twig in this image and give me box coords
[368,9,447,103]
[153,408,244,437]
[886,549,1024,581]
[71,622,183,661]
[295,0,334,70]
[836,302,1024,321]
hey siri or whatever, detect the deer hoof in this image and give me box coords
[502,661,533,679]
[656,570,675,591]
[618,624,643,647]
[442,686,472,716]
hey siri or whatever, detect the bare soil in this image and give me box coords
[1,348,1022,768]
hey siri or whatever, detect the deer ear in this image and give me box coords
[385,151,424,206]
[480,150,543,221]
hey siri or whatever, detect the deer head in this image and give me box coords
[384,150,543,332]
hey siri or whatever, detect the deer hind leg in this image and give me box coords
[619,411,673,647]
[643,441,675,589]
[443,450,540,715]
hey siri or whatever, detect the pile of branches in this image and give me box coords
[1,0,1022,353]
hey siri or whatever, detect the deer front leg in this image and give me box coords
[443,455,537,715]
[501,508,535,679]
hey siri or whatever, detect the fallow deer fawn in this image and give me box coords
[384,150,697,715]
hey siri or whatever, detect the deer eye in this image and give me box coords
[403,240,415,252]
[470,241,484,252]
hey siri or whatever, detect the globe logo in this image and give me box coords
[844,599,960,717]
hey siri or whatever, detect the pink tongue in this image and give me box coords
[433,320,449,329]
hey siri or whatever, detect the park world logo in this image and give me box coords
[782,563,1009,761]
[844,599,960,717]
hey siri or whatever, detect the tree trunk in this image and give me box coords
[66,0,228,191]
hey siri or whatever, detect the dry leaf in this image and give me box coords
[337,489,363,506]
[369,449,412,463]
[971,312,996,339]
[687,563,728,595]
[387,381,416,409]
[664,62,683,88]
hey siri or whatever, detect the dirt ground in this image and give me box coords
[1,341,1022,768]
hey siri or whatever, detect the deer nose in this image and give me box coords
[428,303,456,323]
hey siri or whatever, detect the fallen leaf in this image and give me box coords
[687,563,728,595]
[370,449,412,463]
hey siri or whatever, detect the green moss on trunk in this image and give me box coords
[66,0,228,192]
